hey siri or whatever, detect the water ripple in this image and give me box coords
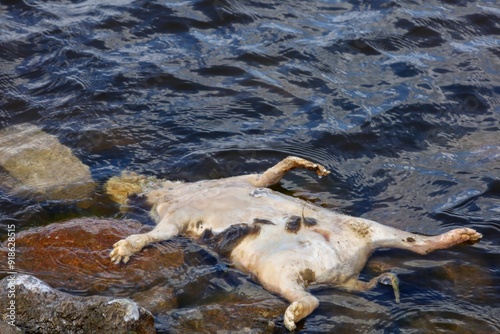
[1,0,499,332]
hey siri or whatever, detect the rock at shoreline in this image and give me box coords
[0,274,155,334]
[0,218,184,295]
[0,123,95,206]
[0,218,289,331]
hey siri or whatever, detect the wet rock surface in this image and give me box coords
[0,274,155,334]
[160,297,286,333]
[157,270,288,333]
[0,218,184,294]
[0,320,24,334]
[366,251,493,303]
[0,218,288,332]
[0,123,95,205]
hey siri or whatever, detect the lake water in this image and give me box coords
[1,0,499,333]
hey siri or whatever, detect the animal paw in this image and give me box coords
[110,238,139,264]
[315,163,331,177]
[284,301,303,331]
[441,228,483,247]
[284,156,331,178]
[302,160,330,177]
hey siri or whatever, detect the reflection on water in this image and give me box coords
[1,0,499,332]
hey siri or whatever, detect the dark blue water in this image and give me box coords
[1,0,499,332]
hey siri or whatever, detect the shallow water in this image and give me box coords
[1,0,499,332]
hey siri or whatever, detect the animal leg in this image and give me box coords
[370,223,482,255]
[110,233,153,264]
[252,156,330,187]
[282,288,319,331]
[342,272,400,303]
[263,273,319,331]
[110,217,180,264]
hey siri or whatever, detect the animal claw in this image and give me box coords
[110,238,136,264]
[379,272,400,304]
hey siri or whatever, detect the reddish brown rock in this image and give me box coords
[0,218,184,295]
[0,218,290,331]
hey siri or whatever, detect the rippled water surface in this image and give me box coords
[1,0,499,333]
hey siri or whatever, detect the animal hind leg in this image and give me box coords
[416,228,482,254]
[369,222,483,255]
[261,270,320,331]
[281,286,320,331]
[252,156,330,187]
[341,272,401,303]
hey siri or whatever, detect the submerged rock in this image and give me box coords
[161,297,286,333]
[0,123,95,206]
[131,284,179,314]
[0,274,155,334]
[0,218,184,295]
[157,271,287,332]
[0,218,288,331]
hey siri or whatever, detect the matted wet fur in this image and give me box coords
[201,223,262,258]
[107,156,482,331]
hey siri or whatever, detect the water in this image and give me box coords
[1,0,499,332]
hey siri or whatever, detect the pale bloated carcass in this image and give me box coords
[107,156,482,331]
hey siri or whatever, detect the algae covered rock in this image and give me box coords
[0,123,95,204]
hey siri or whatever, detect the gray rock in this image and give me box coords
[0,123,95,206]
[0,320,24,334]
[131,284,178,314]
[0,274,155,334]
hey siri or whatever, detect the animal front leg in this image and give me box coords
[252,156,330,187]
[110,218,179,264]
[110,233,153,264]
